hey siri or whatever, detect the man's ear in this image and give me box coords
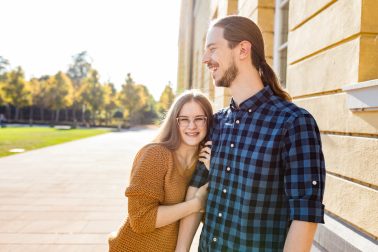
[239,41,252,60]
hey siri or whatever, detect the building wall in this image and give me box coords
[287,1,378,249]
[177,0,378,250]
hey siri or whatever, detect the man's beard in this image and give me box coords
[215,61,238,88]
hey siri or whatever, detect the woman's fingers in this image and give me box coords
[204,141,212,146]
[199,152,210,159]
[200,146,211,154]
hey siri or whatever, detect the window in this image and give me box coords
[273,0,289,87]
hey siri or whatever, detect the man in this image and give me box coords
[176,16,325,251]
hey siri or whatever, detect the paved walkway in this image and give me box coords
[0,128,179,251]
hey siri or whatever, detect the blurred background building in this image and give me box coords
[177,0,378,251]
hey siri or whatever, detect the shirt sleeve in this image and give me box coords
[282,113,326,223]
[125,145,169,233]
[189,162,209,188]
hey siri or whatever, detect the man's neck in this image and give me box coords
[229,67,265,107]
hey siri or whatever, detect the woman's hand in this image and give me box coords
[199,141,212,170]
[194,183,209,212]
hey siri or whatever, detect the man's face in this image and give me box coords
[202,26,239,88]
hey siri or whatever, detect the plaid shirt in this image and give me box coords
[190,85,325,251]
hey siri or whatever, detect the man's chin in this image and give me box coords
[214,80,231,88]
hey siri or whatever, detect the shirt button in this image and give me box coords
[312,181,317,186]
[218,213,222,217]
[213,237,217,242]
[235,120,240,124]
[223,189,227,193]
[226,167,231,172]
[248,109,252,113]
[230,143,234,148]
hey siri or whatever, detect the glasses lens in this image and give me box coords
[194,117,206,127]
[178,118,190,127]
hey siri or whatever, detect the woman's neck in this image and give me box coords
[175,144,198,168]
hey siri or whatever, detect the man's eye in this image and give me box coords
[210,47,216,52]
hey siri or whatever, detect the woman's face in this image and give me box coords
[176,100,207,148]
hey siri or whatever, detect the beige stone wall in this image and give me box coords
[177,0,194,93]
[287,0,378,239]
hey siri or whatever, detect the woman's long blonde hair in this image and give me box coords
[153,90,213,150]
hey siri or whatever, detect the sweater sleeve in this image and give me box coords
[125,144,170,234]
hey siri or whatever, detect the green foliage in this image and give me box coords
[81,69,105,124]
[0,56,9,76]
[158,82,175,114]
[2,67,30,119]
[117,73,158,124]
[103,82,118,125]
[67,51,92,87]
[0,54,176,127]
[67,51,92,122]
[43,72,74,122]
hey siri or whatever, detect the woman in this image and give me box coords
[108,90,213,252]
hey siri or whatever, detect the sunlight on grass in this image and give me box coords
[0,127,110,157]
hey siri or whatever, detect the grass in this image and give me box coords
[0,127,110,157]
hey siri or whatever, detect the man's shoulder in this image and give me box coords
[269,96,314,122]
[213,107,230,118]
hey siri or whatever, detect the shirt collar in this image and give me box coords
[229,84,273,113]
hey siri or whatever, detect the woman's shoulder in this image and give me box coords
[136,143,173,163]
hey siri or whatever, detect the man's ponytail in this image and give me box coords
[260,61,291,102]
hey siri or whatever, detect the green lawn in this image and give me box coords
[0,127,110,157]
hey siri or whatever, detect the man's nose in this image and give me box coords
[202,51,209,64]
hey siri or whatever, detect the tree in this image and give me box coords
[135,84,158,124]
[81,69,104,125]
[0,56,10,107]
[103,82,117,125]
[2,67,30,120]
[0,56,9,76]
[67,51,92,123]
[45,72,73,123]
[118,73,140,123]
[27,77,48,123]
[158,82,175,114]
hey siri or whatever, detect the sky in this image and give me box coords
[0,0,181,100]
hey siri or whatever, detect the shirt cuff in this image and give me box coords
[288,199,325,223]
[189,163,209,188]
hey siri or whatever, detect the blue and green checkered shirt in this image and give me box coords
[190,85,325,251]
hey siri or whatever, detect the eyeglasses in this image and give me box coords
[176,116,207,128]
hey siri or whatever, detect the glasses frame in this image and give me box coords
[176,116,207,128]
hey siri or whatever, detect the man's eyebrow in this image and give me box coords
[206,43,216,49]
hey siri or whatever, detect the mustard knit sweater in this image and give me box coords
[108,144,196,252]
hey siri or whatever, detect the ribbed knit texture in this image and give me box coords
[108,144,195,252]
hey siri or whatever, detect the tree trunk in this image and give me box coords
[29,106,34,125]
[55,109,60,123]
[5,104,10,120]
[92,110,96,127]
[14,107,19,120]
[81,104,85,124]
[65,109,68,122]
[72,102,77,122]
[40,107,44,122]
